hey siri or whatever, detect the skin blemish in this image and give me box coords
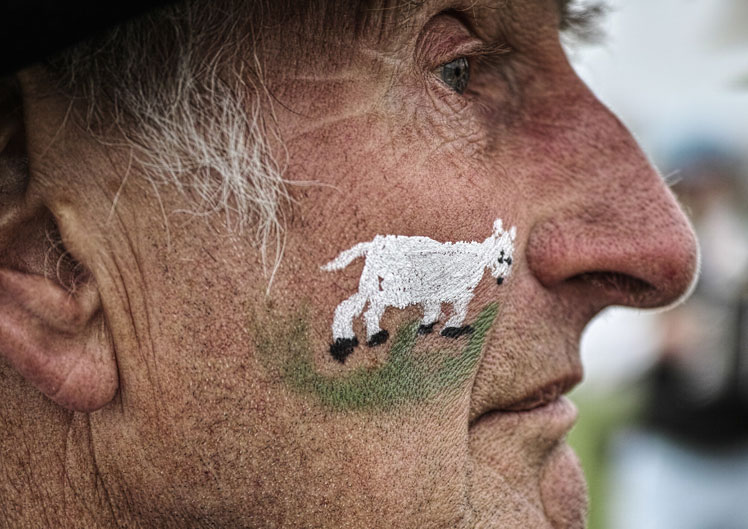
[254,302,498,412]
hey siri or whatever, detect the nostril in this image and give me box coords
[569,271,658,307]
[527,210,699,310]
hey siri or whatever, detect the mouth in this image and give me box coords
[469,373,582,439]
[467,372,586,527]
[501,375,580,412]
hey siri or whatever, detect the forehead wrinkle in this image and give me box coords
[273,0,427,73]
[286,105,378,141]
[354,0,426,43]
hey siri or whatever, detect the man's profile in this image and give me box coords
[0,1,698,527]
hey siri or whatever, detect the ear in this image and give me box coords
[509,226,517,240]
[0,76,117,412]
[493,218,503,234]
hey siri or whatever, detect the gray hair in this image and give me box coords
[48,0,291,284]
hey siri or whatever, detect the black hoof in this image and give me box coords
[418,322,437,335]
[330,337,358,363]
[367,330,389,347]
[441,325,474,338]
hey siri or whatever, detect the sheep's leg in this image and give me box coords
[363,295,388,347]
[418,302,442,335]
[441,294,473,338]
[331,292,367,340]
[329,292,367,362]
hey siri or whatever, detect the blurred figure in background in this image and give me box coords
[607,141,748,529]
[651,141,748,444]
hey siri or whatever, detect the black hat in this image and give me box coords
[1,0,176,77]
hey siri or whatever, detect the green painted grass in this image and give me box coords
[257,303,498,412]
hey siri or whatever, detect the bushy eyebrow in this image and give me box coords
[354,0,609,43]
[344,0,610,52]
[556,0,609,43]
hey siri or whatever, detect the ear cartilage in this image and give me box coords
[322,219,516,360]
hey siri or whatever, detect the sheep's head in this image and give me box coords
[488,221,516,284]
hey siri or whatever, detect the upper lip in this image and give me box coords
[501,374,581,412]
[469,370,582,425]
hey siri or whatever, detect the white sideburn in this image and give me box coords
[322,219,517,346]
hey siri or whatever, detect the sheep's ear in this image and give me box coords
[493,219,503,234]
[509,226,517,240]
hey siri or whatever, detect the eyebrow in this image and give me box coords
[556,0,608,42]
[350,0,608,45]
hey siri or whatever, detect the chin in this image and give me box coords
[466,442,587,529]
[539,442,588,529]
[467,399,588,528]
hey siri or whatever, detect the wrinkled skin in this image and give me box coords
[0,0,697,528]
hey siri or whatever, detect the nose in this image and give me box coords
[524,81,698,312]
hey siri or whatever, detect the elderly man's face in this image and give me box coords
[1,0,697,527]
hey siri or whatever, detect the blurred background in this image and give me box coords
[564,1,748,528]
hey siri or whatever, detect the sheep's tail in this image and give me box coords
[321,241,371,272]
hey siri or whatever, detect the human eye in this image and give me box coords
[437,56,470,94]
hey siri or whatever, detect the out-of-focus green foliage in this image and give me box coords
[568,387,645,529]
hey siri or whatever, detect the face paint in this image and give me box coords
[255,303,499,412]
[322,219,516,362]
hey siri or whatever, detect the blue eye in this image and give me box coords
[439,57,470,94]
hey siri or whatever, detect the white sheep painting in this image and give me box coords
[321,219,516,362]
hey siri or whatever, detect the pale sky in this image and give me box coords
[569,0,748,164]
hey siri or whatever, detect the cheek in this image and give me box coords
[281,118,525,358]
[287,111,521,243]
[238,303,479,525]
[279,109,527,362]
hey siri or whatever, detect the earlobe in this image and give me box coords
[0,74,118,412]
[0,268,118,411]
